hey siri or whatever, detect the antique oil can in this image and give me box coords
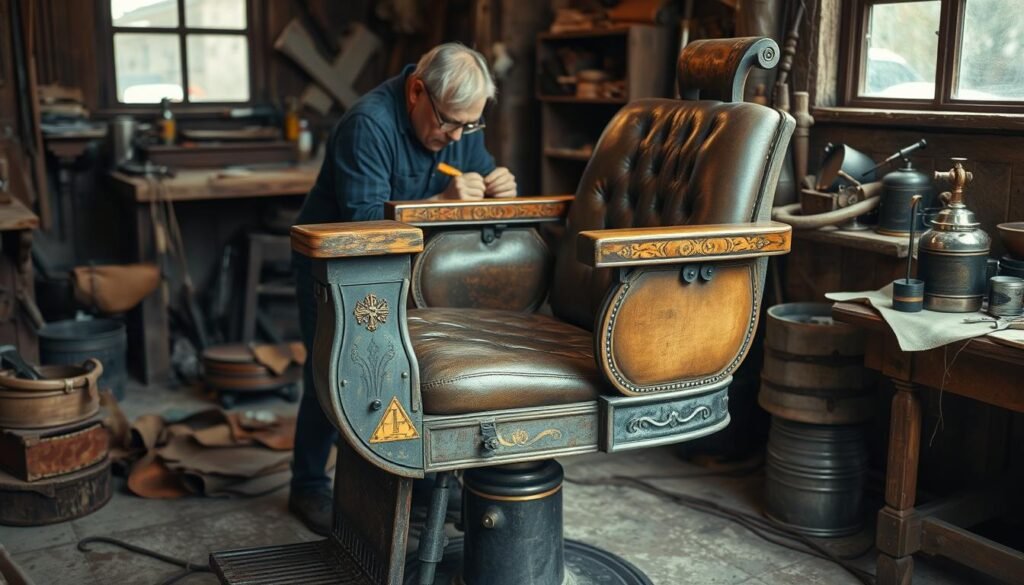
[876,160,934,236]
[918,159,991,312]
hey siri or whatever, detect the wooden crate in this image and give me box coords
[0,414,108,482]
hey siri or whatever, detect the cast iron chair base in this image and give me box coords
[403,537,654,585]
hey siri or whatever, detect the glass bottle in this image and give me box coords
[159,98,176,146]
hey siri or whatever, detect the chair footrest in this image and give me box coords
[210,539,372,585]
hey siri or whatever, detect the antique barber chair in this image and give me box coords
[211,37,795,585]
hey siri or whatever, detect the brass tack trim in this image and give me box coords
[464,483,562,502]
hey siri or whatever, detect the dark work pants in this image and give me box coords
[290,257,338,493]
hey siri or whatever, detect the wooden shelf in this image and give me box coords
[538,95,627,105]
[537,26,632,41]
[793,225,918,258]
[544,148,592,161]
[537,24,671,193]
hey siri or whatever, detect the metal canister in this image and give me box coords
[988,276,1024,317]
[918,160,991,312]
[109,116,136,169]
[876,161,934,236]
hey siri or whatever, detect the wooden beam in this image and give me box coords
[921,518,1024,585]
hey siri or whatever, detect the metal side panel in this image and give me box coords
[312,255,424,478]
[210,540,372,585]
[600,379,732,452]
[422,402,599,472]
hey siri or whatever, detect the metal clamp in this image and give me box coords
[481,224,507,244]
[479,420,500,456]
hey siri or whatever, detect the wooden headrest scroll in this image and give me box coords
[677,37,780,103]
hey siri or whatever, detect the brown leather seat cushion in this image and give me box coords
[408,308,605,415]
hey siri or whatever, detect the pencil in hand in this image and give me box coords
[436,162,462,177]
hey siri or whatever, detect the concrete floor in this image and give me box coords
[0,381,1002,585]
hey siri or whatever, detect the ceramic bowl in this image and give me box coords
[997,222,1024,259]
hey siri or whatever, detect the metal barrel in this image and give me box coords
[764,417,868,537]
[759,303,874,425]
[39,319,127,401]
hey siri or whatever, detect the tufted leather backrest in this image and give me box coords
[549,98,793,330]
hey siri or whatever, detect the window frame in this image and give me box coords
[841,0,1024,113]
[98,0,264,112]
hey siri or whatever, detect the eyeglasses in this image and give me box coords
[425,89,485,136]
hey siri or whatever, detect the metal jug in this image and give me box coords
[917,159,991,312]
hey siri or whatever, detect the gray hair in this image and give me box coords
[413,43,496,110]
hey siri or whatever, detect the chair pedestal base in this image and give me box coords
[404,537,653,585]
[410,460,652,585]
[211,459,652,585]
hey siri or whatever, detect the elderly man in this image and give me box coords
[290,43,516,534]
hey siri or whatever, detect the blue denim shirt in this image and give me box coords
[295,65,496,228]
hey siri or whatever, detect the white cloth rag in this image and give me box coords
[826,284,1015,352]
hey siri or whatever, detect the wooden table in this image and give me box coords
[832,302,1024,585]
[109,164,318,384]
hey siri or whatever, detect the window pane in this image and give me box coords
[185,0,246,29]
[862,1,940,99]
[186,34,250,102]
[111,0,178,28]
[956,0,1024,101]
[114,33,183,103]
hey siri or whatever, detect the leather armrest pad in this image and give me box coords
[291,220,424,258]
[385,195,573,226]
[577,221,792,267]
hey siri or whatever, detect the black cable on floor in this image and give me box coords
[77,536,212,585]
[564,474,876,585]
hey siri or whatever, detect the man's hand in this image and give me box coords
[484,167,517,198]
[441,172,485,200]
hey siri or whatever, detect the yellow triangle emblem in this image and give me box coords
[369,397,420,443]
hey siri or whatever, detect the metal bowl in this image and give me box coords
[997,222,1024,259]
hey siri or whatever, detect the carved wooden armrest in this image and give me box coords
[385,195,573,227]
[291,220,424,258]
[576,221,791,268]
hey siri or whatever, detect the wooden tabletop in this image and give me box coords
[794,227,917,258]
[109,164,319,203]
[832,301,1024,365]
[0,197,40,232]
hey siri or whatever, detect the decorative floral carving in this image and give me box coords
[350,338,396,398]
[626,406,712,433]
[497,428,563,447]
[354,293,389,332]
[602,234,787,262]
[397,202,569,224]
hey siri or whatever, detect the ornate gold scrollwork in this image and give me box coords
[603,234,789,262]
[497,428,563,448]
[354,293,389,332]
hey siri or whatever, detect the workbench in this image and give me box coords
[109,164,318,384]
[832,302,1024,585]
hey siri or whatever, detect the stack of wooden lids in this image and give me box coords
[0,359,112,526]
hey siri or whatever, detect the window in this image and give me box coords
[843,0,1024,111]
[108,0,251,104]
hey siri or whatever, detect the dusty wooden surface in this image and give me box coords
[291,220,424,258]
[109,164,319,203]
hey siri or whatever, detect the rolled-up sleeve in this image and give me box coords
[334,115,393,221]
